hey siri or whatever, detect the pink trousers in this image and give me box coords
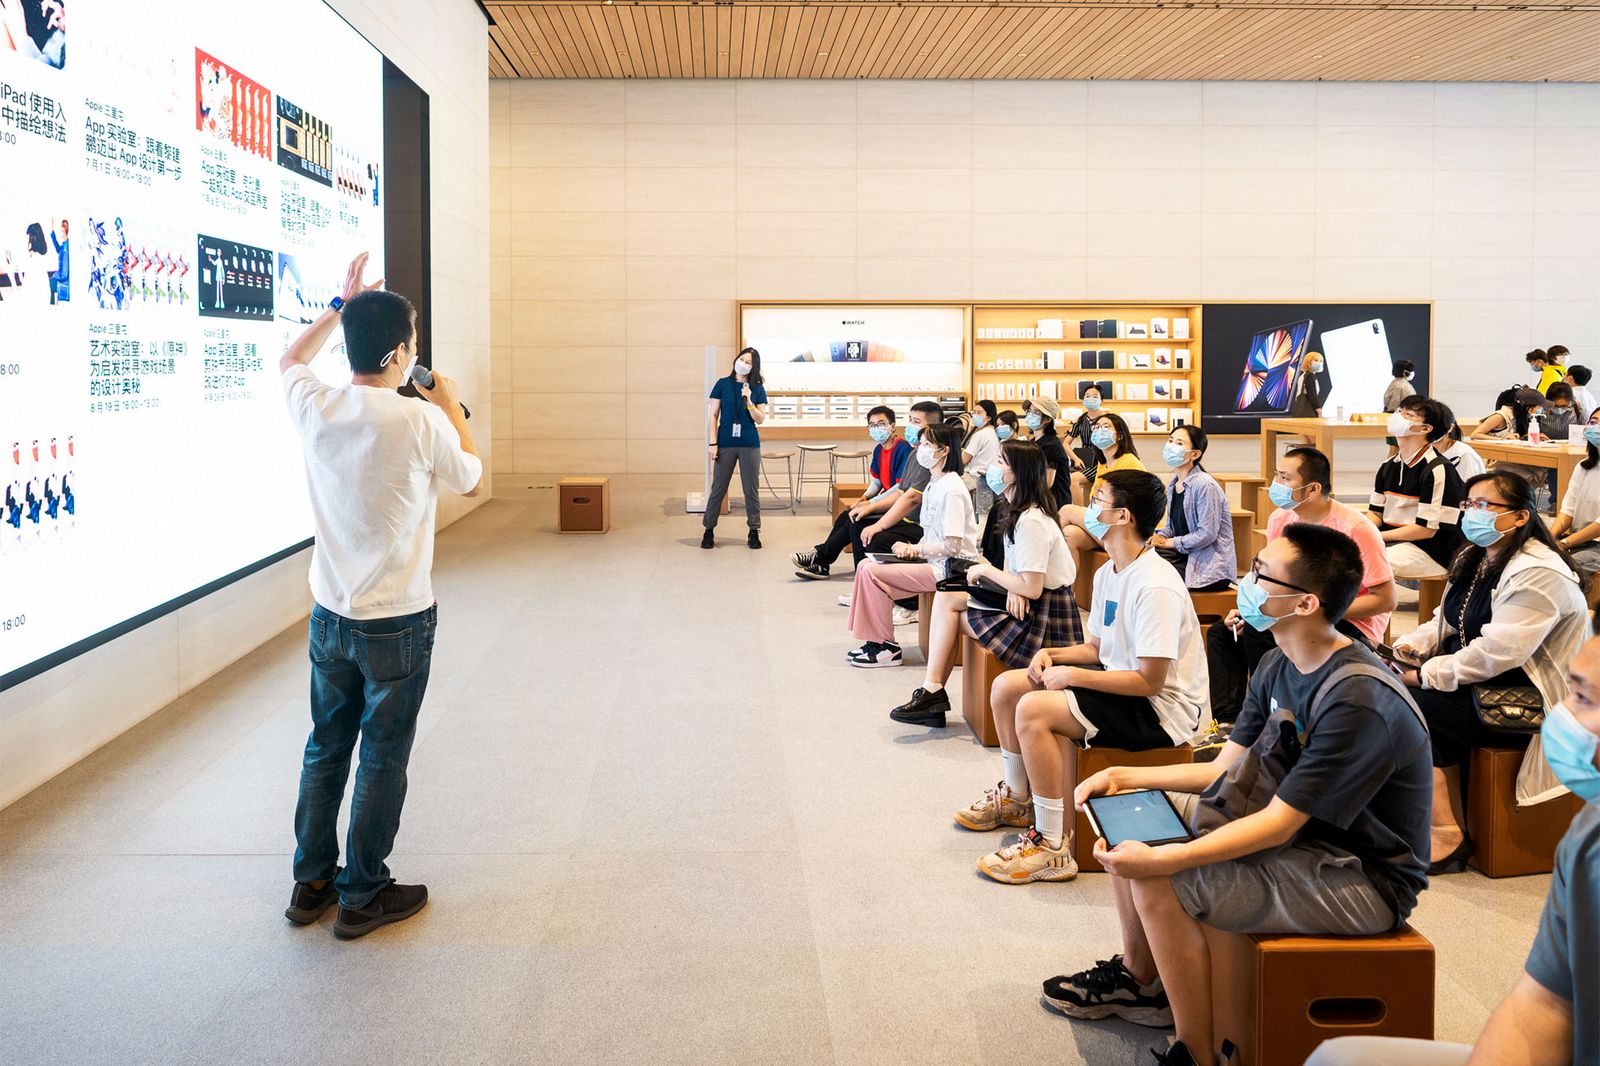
[848,560,938,643]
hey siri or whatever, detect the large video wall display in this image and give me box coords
[1199,303,1432,436]
[1,2,387,687]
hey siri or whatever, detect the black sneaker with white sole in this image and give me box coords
[1151,1041,1204,1066]
[889,686,950,726]
[846,641,902,668]
[791,548,818,567]
[332,881,429,940]
[1042,955,1173,1027]
[284,866,342,925]
[795,561,830,580]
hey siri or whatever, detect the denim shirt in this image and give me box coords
[1161,467,1236,589]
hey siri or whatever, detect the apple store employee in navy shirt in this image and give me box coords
[702,347,769,550]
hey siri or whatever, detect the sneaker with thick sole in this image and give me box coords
[836,593,852,608]
[892,606,918,627]
[889,686,950,726]
[332,882,429,940]
[284,866,342,925]
[701,530,714,549]
[1151,1041,1204,1066]
[792,549,818,568]
[846,641,902,668]
[748,530,762,549]
[1042,954,1173,1027]
[977,827,1078,884]
[954,782,1033,831]
[795,562,831,580]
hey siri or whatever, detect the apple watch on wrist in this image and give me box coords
[328,296,344,314]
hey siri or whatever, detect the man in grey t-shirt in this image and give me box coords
[1308,629,1600,1066]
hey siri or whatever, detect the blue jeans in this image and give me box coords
[293,602,436,907]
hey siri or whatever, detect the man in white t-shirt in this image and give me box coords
[279,253,483,940]
[976,469,1208,885]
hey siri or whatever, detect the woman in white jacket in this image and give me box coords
[1393,470,1589,874]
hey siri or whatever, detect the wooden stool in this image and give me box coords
[1468,746,1585,877]
[758,450,797,511]
[832,481,867,522]
[1191,587,1237,642]
[1230,511,1254,573]
[1417,575,1446,625]
[829,449,871,500]
[1074,546,1107,607]
[1204,924,1435,1066]
[958,633,1004,747]
[558,477,610,533]
[916,590,961,667]
[794,443,836,504]
[1074,745,1194,872]
[1212,472,1269,524]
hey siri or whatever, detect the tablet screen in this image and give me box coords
[1086,790,1193,847]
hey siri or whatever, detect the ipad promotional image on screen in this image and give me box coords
[1320,318,1394,420]
[1084,790,1194,848]
[1233,319,1313,415]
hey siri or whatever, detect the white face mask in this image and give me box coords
[1387,411,1418,438]
[734,360,752,376]
[916,444,940,470]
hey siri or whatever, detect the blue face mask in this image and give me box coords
[1461,508,1507,548]
[869,425,891,445]
[1083,396,1102,411]
[905,424,921,446]
[1308,360,1324,374]
[985,466,1007,496]
[1083,502,1115,541]
[1541,703,1600,802]
[1268,480,1305,510]
[972,413,988,428]
[1025,413,1043,432]
[1091,426,1116,451]
[995,425,1013,442]
[1162,442,1189,468]
[1584,425,1600,449]
[1236,572,1302,631]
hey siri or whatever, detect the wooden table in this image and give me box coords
[1468,438,1586,487]
[1259,418,1391,483]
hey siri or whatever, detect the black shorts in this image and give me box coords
[1067,687,1176,751]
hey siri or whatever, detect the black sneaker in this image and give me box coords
[284,866,341,925]
[1151,1042,1202,1066]
[748,530,762,549]
[1042,955,1173,1027]
[332,881,429,940]
[889,686,950,726]
[791,548,818,567]
[701,530,714,549]
[846,641,902,668]
[795,561,831,580]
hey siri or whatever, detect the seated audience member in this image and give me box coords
[1369,395,1466,579]
[961,470,1207,886]
[1066,384,1107,506]
[1543,381,1579,441]
[1151,425,1236,592]
[793,401,940,580]
[1565,364,1595,423]
[1061,411,1146,551]
[1553,412,1600,578]
[1391,470,1588,871]
[1307,622,1600,1066]
[995,409,1019,443]
[1024,395,1073,509]
[1529,347,1568,395]
[1471,386,1539,442]
[1049,524,1431,1066]
[889,441,1080,727]
[1440,415,1487,483]
[1208,447,1397,722]
[1384,359,1417,455]
[963,399,1002,519]
[844,422,976,668]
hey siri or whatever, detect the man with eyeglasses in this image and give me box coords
[1369,395,1467,580]
[1206,446,1398,723]
[1047,523,1432,1066]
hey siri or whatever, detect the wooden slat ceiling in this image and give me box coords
[485,0,1600,81]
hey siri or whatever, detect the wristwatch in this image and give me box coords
[328,296,344,314]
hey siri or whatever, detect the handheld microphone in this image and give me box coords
[403,355,471,419]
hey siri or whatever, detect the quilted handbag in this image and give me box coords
[1471,683,1546,733]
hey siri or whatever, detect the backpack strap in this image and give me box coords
[1306,660,1426,734]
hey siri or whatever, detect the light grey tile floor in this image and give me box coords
[0,487,1545,1064]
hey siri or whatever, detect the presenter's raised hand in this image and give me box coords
[341,252,385,303]
[415,372,462,412]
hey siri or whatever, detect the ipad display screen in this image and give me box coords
[1233,319,1314,414]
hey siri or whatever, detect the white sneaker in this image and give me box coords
[846,641,902,668]
[892,607,918,627]
[837,594,852,608]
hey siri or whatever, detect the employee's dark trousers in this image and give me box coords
[704,446,761,531]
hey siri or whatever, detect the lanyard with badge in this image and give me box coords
[730,377,747,439]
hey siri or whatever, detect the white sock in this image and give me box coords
[1001,749,1030,801]
[1034,794,1066,848]
[924,681,943,693]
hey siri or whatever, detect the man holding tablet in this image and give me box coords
[1046,524,1432,1066]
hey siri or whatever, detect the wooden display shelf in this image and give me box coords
[975,336,1199,344]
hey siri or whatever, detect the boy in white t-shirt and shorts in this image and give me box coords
[971,469,1208,885]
